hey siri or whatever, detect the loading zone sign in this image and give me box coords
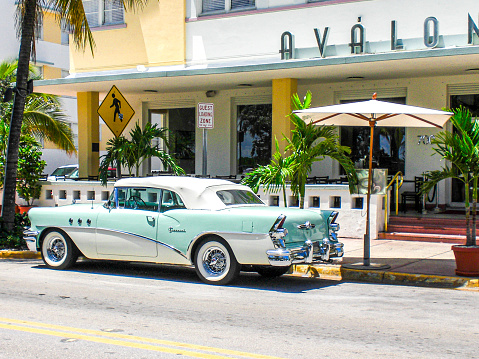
[98,85,135,137]
[198,103,214,129]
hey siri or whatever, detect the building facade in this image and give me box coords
[35,0,479,210]
[0,0,77,174]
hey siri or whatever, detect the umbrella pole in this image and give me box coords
[364,120,375,267]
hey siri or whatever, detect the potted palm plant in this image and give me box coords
[422,106,479,276]
[99,122,184,185]
[242,91,357,208]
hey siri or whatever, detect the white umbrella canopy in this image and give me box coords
[295,98,453,128]
[293,94,453,268]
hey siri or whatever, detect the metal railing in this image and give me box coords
[384,171,404,232]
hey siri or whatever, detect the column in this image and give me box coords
[272,78,297,155]
[77,92,100,178]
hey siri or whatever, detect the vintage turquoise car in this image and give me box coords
[25,176,343,284]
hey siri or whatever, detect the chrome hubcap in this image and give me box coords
[47,237,65,262]
[202,247,227,275]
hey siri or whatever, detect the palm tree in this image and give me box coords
[126,122,176,176]
[242,91,357,209]
[242,137,299,207]
[2,0,148,230]
[99,123,184,185]
[0,60,75,153]
[422,107,479,247]
[287,92,357,208]
[98,135,130,184]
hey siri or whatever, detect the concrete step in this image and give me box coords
[388,216,469,227]
[378,231,466,244]
[382,215,472,243]
[386,224,472,236]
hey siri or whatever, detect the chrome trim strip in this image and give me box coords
[96,227,188,259]
[58,226,188,260]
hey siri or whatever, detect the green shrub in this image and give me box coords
[0,213,30,249]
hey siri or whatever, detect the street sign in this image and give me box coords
[98,85,135,137]
[197,103,214,129]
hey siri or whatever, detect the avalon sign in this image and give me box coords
[280,13,479,60]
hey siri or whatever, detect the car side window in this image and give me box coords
[117,187,160,212]
[160,189,186,213]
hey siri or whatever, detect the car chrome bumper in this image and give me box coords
[266,240,344,266]
[23,230,39,252]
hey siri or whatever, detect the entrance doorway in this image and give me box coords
[149,108,195,174]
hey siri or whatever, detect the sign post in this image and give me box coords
[197,103,214,176]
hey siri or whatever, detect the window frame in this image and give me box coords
[201,0,255,15]
[83,0,124,28]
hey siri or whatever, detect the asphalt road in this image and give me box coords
[0,258,478,359]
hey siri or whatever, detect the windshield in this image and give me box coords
[51,166,77,176]
[216,190,264,206]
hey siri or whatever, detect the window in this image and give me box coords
[113,187,161,211]
[61,19,70,45]
[83,0,124,28]
[160,190,186,212]
[216,190,263,206]
[237,104,272,174]
[202,0,255,13]
[340,97,406,175]
[35,17,43,40]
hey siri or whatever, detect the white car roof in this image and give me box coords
[114,176,260,210]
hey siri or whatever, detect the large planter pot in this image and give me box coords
[17,205,33,214]
[452,245,479,277]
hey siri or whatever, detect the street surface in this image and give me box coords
[0,258,478,359]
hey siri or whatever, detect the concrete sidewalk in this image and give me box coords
[292,238,479,291]
[1,238,478,290]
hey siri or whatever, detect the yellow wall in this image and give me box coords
[42,11,61,44]
[42,65,62,80]
[70,0,186,73]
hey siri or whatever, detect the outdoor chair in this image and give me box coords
[401,176,423,213]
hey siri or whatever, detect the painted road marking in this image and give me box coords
[0,317,288,359]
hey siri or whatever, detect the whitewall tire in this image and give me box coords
[194,238,240,285]
[41,230,78,270]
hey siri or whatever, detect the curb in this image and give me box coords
[1,251,477,290]
[0,250,41,259]
[291,264,479,291]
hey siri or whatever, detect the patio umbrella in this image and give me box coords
[294,94,452,268]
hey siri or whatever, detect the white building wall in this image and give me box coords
[186,0,479,65]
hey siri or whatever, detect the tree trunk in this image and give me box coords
[282,183,287,208]
[465,175,473,246]
[299,177,306,209]
[1,0,36,231]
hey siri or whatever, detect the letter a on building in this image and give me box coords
[98,85,135,137]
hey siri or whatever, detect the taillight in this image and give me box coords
[269,215,288,248]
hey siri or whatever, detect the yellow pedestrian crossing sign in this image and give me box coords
[98,85,135,137]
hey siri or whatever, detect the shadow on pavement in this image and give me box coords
[32,258,342,293]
